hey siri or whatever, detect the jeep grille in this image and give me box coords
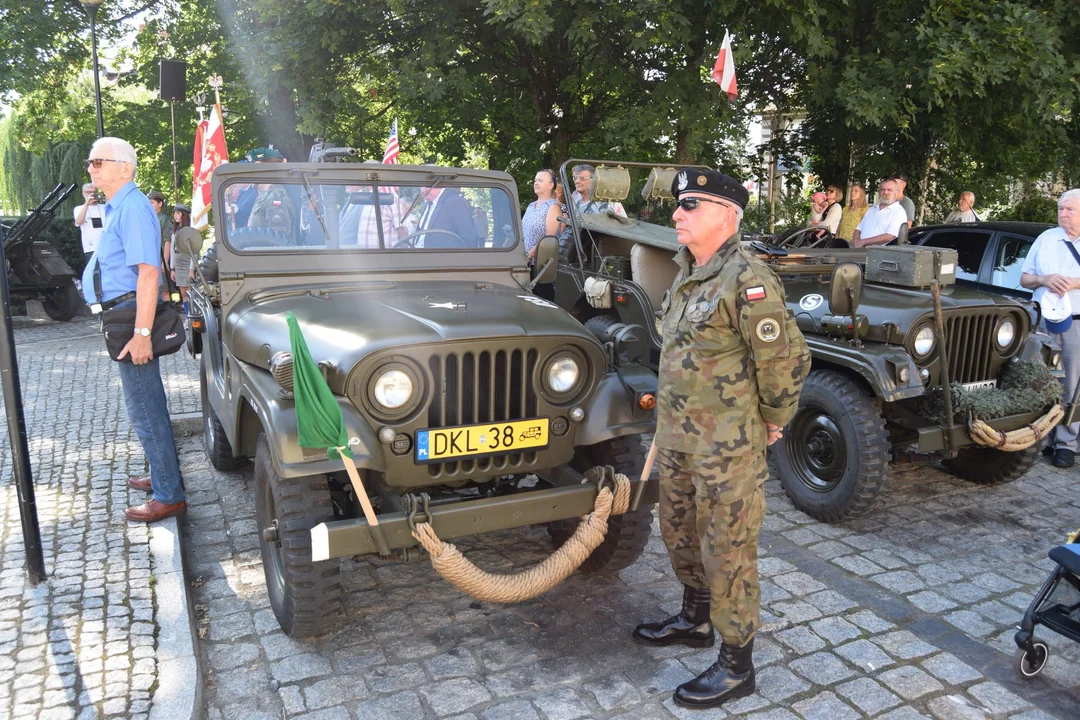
[427,349,540,477]
[944,309,1023,384]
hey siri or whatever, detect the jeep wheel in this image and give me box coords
[547,435,655,573]
[775,370,890,522]
[200,363,247,471]
[42,286,81,321]
[254,435,341,638]
[942,445,1039,485]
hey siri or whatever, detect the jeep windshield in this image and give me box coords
[222,180,518,253]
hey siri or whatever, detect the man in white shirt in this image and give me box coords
[851,178,908,248]
[944,192,980,224]
[73,183,105,257]
[1020,188,1080,468]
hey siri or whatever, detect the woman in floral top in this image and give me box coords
[521,169,561,300]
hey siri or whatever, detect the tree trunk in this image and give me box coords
[261,84,304,161]
[675,126,692,164]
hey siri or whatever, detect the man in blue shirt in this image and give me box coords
[82,137,186,522]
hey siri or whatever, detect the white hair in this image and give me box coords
[1059,188,1080,207]
[82,182,95,192]
[90,137,137,173]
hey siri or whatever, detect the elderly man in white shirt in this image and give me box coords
[1021,188,1080,468]
[851,178,908,248]
[945,192,980,224]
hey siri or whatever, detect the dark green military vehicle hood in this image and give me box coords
[224,280,598,372]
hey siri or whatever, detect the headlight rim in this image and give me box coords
[363,360,423,421]
[911,324,936,360]
[994,316,1017,352]
[539,347,588,403]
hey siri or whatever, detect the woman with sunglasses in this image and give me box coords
[521,169,560,300]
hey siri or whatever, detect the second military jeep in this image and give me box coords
[184,156,659,637]
[552,159,1066,523]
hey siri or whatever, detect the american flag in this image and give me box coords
[382,119,399,164]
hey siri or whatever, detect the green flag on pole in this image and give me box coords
[286,312,351,459]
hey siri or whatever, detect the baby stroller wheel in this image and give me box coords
[1014,641,1049,678]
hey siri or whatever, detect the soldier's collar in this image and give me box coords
[674,236,740,278]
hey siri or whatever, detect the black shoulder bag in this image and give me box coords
[93,259,186,362]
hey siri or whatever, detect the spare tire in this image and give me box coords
[198,243,219,283]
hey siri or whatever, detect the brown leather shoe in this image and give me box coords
[129,475,152,491]
[125,500,186,523]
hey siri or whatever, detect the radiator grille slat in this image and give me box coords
[941,310,1016,385]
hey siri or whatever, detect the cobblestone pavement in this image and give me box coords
[183,405,1080,718]
[0,311,200,719]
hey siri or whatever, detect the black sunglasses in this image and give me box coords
[85,158,127,169]
[675,197,733,212]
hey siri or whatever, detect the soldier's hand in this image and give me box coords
[766,423,783,446]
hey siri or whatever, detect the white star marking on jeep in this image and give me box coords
[428,302,457,309]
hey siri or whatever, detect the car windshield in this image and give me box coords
[222,181,517,252]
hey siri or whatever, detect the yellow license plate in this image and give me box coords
[415,418,550,463]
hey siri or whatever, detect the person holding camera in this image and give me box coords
[73,183,105,259]
[81,137,186,523]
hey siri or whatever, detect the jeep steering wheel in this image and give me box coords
[776,226,843,250]
[392,229,468,249]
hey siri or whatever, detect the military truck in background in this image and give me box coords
[1,184,84,321]
[551,159,1066,523]
[181,152,660,637]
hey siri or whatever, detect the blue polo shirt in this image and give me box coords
[81,181,162,304]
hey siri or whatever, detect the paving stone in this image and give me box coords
[872,630,938,660]
[773,572,828,595]
[845,611,895,634]
[775,626,826,655]
[877,708,931,720]
[302,676,370,710]
[940,582,993,604]
[809,617,861,645]
[770,601,822,623]
[789,651,855,686]
[269,653,332,684]
[423,647,481,680]
[907,590,959,613]
[875,665,944,700]
[791,691,861,720]
[585,673,639,711]
[758,557,798,576]
[926,695,993,720]
[755,665,810,702]
[943,610,998,637]
[969,572,1021,593]
[834,677,902,715]
[742,709,800,720]
[805,590,858,614]
[421,678,493,716]
[871,570,926,594]
[965,682,1031,713]
[291,709,350,720]
[279,685,305,715]
[530,688,590,720]
[480,701,540,720]
[354,691,424,720]
[920,653,982,685]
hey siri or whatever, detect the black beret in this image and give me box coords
[671,169,749,208]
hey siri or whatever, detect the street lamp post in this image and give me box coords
[81,0,105,138]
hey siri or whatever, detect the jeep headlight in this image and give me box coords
[996,318,1015,350]
[373,369,413,409]
[545,356,581,394]
[912,326,935,358]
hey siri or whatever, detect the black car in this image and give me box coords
[909,221,1053,300]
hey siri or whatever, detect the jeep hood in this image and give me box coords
[224,281,598,370]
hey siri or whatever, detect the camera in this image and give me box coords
[94,191,106,204]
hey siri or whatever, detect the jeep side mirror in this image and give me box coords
[829,262,863,315]
[174,227,204,260]
[532,235,559,285]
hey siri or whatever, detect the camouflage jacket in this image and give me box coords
[247,187,295,234]
[655,239,811,456]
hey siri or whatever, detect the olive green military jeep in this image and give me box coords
[552,159,1066,524]
[182,154,659,637]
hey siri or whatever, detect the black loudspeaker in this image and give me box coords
[159,60,187,101]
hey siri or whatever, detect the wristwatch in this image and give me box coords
[134,327,151,337]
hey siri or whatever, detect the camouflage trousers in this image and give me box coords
[657,448,767,646]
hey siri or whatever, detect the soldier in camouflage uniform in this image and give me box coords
[632,169,811,709]
[247,184,296,237]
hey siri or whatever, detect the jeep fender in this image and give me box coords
[234,361,385,479]
[575,368,656,446]
[806,337,925,403]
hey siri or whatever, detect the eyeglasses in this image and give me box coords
[572,175,591,182]
[675,197,733,212]
[85,158,127,169]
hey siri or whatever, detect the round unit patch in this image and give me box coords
[799,293,824,311]
[696,175,708,186]
[755,317,781,343]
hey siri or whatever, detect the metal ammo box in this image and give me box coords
[865,246,958,288]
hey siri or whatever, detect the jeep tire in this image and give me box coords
[254,435,342,638]
[942,445,1039,485]
[42,285,81,322]
[200,362,247,471]
[774,370,890,522]
[547,435,655,573]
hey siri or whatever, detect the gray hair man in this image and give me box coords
[1020,188,1080,467]
[945,192,979,223]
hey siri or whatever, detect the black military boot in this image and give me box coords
[673,638,756,708]
[632,585,714,648]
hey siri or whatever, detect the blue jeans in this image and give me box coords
[117,357,184,504]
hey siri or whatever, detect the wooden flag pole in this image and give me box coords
[629,440,658,512]
[335,444,392,556]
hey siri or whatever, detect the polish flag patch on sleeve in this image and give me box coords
[746,285,767,301]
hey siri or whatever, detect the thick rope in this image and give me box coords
[967,404,1064,452]
[410,473,631,603]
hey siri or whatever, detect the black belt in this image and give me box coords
[95,291,137,313]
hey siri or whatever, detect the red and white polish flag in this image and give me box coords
[711,30,738,103]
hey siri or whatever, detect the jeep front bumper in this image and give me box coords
[915,410,1049,454]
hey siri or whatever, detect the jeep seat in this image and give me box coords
[630,243,678,310]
